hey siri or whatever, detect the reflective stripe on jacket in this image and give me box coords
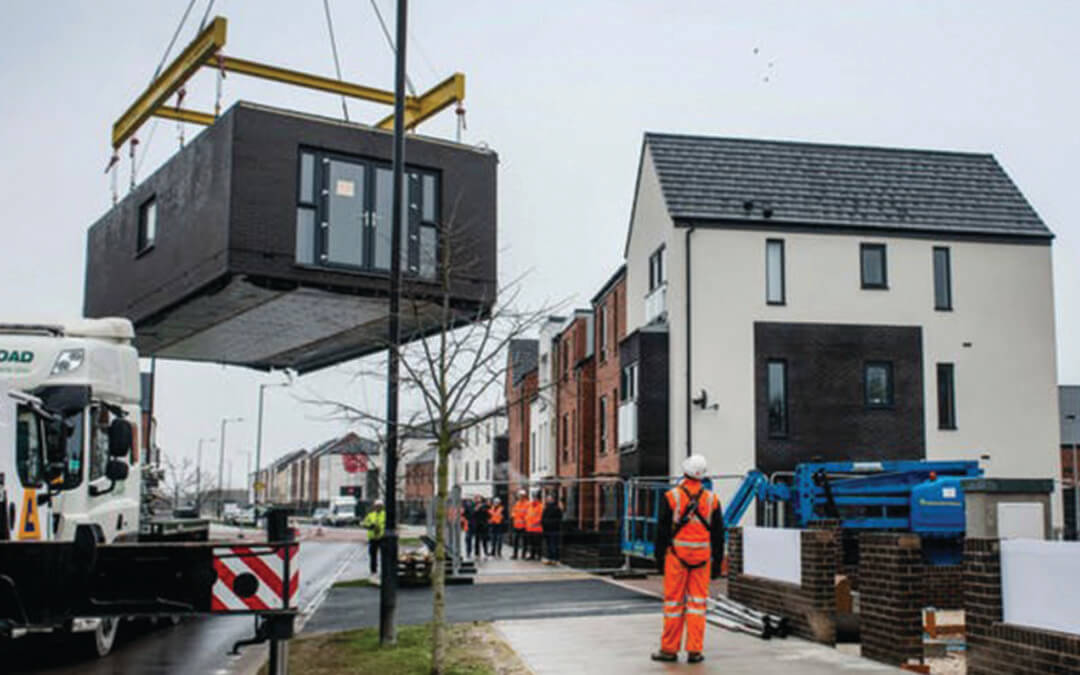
[490,504,504,525]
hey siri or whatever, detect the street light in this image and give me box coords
[195,437,216,513]
[218,417,244,518]
[255,381,291,505]
[1067,413,1078,540]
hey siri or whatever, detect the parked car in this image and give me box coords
[234,507,258,527]
[173,503,200,519]
[313,507,330,525]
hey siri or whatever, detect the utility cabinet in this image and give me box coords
[84,102,497,372]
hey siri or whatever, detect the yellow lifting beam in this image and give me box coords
[111,15,464,150]
[112,17,227,149]
[376,73,465,131]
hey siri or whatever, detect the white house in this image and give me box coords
[529,317,564,482]
[309,432,381,504]
[623,133,1062,527]
[454,411,508,497]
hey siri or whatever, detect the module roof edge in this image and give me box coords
[231,101,497,157]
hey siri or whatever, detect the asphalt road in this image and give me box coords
[304,578,660,634]
[2,541,360,675]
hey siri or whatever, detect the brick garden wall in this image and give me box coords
[859,533,924,666]
[727,527,838,644]
[965,538,1080,674]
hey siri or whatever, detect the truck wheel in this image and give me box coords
[85,618,119,657]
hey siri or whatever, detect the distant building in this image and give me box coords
[308,432,381,506]
[554,309,595,528]
[1062,385,1080,539]
[454,410,507,499]
[530,317,564,484]
[405,448,437,501]
[505,339,539,495]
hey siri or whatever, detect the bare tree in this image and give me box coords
[161,454,210,510]
[305,203,559,673]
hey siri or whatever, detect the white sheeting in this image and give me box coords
[742,527,802,585]
[1001,539,1080,636]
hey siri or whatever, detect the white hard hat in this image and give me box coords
[518,489,526,496]
[682,454,708,480]
[374,499,384,507]
[494,497,501,503]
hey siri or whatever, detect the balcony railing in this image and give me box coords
[619,400,638,447]
[645,283,667,324]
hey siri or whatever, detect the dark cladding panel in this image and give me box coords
[84,112,234,324]
[754,322,925,475]
[619,326,670,479]
[83,102,498,372]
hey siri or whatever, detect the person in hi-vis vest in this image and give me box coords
[651,455,724,664]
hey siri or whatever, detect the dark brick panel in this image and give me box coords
[754,322,925,476]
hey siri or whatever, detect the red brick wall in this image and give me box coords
[405,461,434,499]
[593,274,625,477]
[506,363,537,495]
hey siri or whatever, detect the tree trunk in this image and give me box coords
[430,431,451,673]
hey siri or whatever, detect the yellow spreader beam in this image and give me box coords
[112,15,463,150]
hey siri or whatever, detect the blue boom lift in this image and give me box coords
[623,460,983,565]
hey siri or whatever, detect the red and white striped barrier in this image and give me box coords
[211,545,299,612]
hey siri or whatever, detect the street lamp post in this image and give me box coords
[1068,413,1078,540]
[218,417,244,518]
[256,382,289,506]
[195,437,216,513]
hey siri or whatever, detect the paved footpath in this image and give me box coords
[497,612,902,674]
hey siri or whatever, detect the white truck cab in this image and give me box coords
[0,318,141,656]
[0,319,141,546]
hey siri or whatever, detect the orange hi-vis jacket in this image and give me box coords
[490,504,504,525]
[512,500,529,530]
[664,481,721,567]
[525,500,544,533]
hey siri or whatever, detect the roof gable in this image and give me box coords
[642,133,1052,239]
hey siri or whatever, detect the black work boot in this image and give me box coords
[650,651,678,662]
[687,652,705,664]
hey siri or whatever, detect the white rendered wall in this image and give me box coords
[742,527,802,585]
[677,228,1061,525]
[1001,539,1080,635]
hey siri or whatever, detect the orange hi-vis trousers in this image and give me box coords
[661,550,711,654]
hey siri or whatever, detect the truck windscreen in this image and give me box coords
[15,405,45,488]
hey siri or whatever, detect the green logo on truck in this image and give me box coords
[0,350,33,363]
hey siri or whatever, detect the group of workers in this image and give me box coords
[460,490,565,563]
[460,495,507,559]
[510,489,564,563]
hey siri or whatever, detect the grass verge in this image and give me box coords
[271,622,528,675]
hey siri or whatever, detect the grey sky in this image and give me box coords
[0,1,1076,488]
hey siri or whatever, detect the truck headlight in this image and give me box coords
[51,349,85,375]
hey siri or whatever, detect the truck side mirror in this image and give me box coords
[108,419,133,458]
[105,460,129,482]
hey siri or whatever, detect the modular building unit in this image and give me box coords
[84,102,497,372]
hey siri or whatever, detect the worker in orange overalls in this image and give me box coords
[652,455,725,664]
[489,497,506,558]
[511,489,529,559]
[525,491,544,561]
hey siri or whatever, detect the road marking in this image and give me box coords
[296,545,363,632]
